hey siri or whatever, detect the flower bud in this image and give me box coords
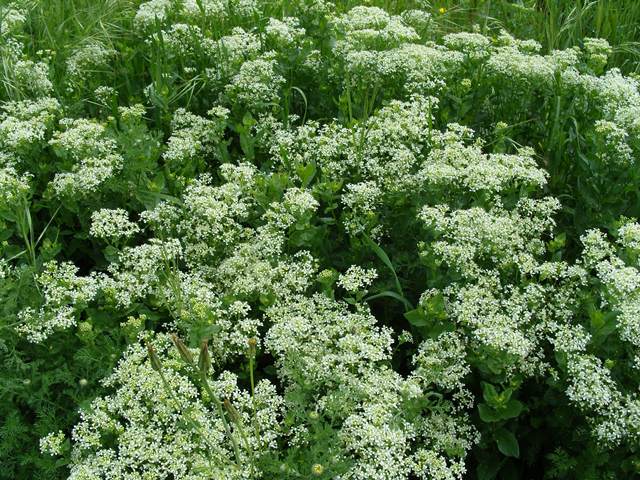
[247,337,257,358]
[223,398,241,424]
[171,334,194,365]
[198,339,211,375]
[146,343,162,372]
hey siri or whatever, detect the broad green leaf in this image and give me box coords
[404,308,429,326]
[478,403,501,423]
[477,458,503,480]
[363,235,414,310]
[296,162,317,187]
[501,399,524,420]
[482,382,500,404]
[495,428,520,458]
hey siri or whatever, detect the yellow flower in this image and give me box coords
[439,7,447,14]
[311,463,324,476]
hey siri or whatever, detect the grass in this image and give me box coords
[431,0,640,72]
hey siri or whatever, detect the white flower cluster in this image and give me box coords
[163,107,229,171]
[68,334,283,479]
[266,294,476,479]
[583,37,612,73]
[16,261,100,342]
[89,208,140,241]
[13,60,53,96]
[0,3,26,36]
[0,97,59,155]
[66,43,114,80]
[102,238,183,308]
[19,1,640,475]
[48,118,123,197]
[0,156,30,208]
[265,17,306,48]
[133,0,173,29]
[224,56,285,111]
[262,187,318,230]
[40,431,66,456]
[412,332,470,392]
[419,198,560,278]
[337,265,378,292]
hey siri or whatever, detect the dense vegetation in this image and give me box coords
[2,0,640,478]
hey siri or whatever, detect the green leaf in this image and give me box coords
[366,290,412,311]
[501,399,524,420]
[404,308,429,326]
[482,382,499,404]
[423,292,447,320]
[242,111,256,127]
[189,324,223,344]
[103,245,120,263]
[363,235,413,310]
[363,235,398,285]
[495,428,520,458]
[0,226,14,241]
[0,209,16,222]
[239,132,255,160]
[478,403,501,423]
[296,161,317,187]
[477,458,502,480]
[547,232,566,253]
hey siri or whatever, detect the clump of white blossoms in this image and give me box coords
[224,55,285,111]
[89,208,140,241]
[337,265,378,293]
[40,431,66,456]
[66,42,115,80]
[16,261,101,342]
[48,118,124,197]
[67,334,284,480]
[0,97,59,154]
[13,59,53,96]
[163,106,229,174]
[14,0,640,477]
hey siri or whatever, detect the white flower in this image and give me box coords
[40,431,66,456]
[337,265,378,292]
[90,208,140,241]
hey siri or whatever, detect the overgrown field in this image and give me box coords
[2,0,640,478]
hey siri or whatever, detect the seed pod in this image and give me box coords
[247,337,257,358]
[146,343,162,372]
[172,334,194,365]
[198,339,211,375]
[223,398,241,424]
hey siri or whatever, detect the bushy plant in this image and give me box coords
[2,0,640,478]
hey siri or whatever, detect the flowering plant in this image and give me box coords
[2,0,640,478]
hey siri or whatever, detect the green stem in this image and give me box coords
[200,371,243,468]
[249,356,260,445]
